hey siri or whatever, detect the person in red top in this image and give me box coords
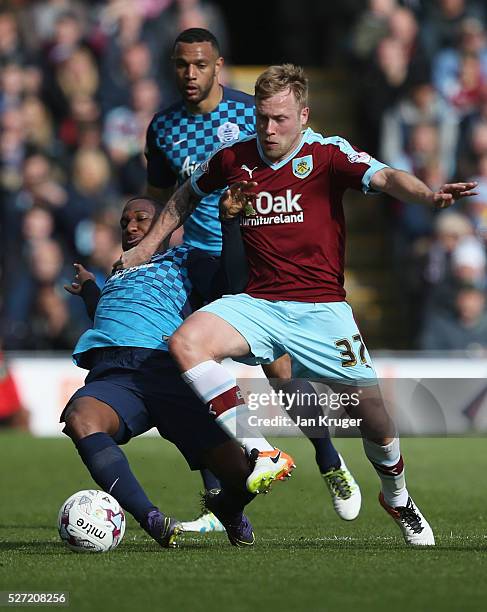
[0,348,29,430]
[117,64,477,546]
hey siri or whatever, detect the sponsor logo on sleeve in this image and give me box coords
[347,151,371,164]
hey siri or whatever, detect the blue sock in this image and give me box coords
[75,432,156,525]
[280,380,341,472]
[200,468,221,492]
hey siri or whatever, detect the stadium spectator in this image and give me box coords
[99,41,156,115]
[45,46,100,122]
[57,93,102,153]
[432,17,487,116]
[420,285,487,351]
[80,212,121,287]
[386,124,447,251]
[456,90,487,178]
[350,0,397,64]
[27,1,89,50]
[0,62,25,112]
[56,148,120,257]
[388,6,428,74]
[380,75,459,181]
[3,238,89,350]
[358,36,411,154]
[21,95,58,155]
[463,179,487,239]
[423,211,475,287]
[420,0,486,59]
[0,106,26,193]
[103,77,160,195]
[0,9,30,66]
[423,233,487,329]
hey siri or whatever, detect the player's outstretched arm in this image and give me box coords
[371,168,477,209]
[64,263,100,321]
[114,181,201,270]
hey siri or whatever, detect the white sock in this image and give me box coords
[363,438,408,507]
[182,360,274,454]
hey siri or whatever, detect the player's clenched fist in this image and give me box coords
[219,181,258,220]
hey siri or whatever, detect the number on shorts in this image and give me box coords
[335,334,368,368]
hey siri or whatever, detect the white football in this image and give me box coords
[58,490,125,553]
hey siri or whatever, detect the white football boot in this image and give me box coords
[322,454,361,521]
[180,510,225,533]
[379,492,435,546]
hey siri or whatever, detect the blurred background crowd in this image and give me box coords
[1,0,487,363]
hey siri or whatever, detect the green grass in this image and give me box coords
[1,434,486,612]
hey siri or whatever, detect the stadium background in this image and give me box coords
[1,3,487,611]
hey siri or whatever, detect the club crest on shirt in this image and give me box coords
[292,155,313,179]
[217,121,240,143]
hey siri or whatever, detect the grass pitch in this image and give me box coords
[1,433,486,612]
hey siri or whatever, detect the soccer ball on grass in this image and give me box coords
[58,489,125,553]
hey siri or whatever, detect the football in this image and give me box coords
[58,490,125,553]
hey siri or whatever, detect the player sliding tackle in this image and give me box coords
[117,64,477,545]
[63,197,258,548]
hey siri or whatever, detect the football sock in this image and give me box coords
[310,437,341,473]
[279,379,341,472]
[75,432,156,524]
[200,468,221,492]
[362,437,408,507]
[182,360,274,453]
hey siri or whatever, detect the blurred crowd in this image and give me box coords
[350,0,487,351]
[0,0,228,351]
[2,0,487,353]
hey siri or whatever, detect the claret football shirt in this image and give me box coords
[191,128,387,302]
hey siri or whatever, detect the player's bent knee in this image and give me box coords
[168,326,209,364]
[63,399,117,442]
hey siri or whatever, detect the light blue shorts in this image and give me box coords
[200,294,377,384]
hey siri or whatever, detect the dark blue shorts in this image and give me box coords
[63,347,229,469]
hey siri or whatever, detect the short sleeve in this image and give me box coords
[328,137,388,194]
[191,146,228,196]
[145,119,178,189]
